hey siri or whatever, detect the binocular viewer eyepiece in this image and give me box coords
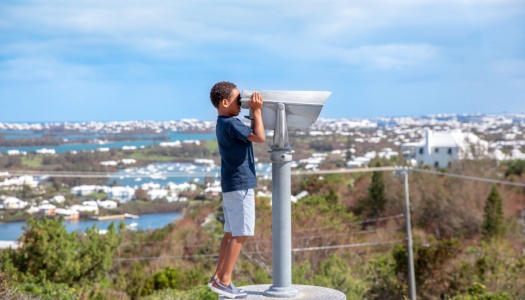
[240,90,331,149]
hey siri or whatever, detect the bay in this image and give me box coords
[0,211,183,241]
[0,132,216,153]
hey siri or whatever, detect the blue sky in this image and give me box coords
[0,0,524,122]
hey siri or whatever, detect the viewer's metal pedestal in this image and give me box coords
[263,148,298,298]
[219,285,346,300]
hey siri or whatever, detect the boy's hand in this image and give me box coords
[249,92,263,111]
[247,92,266,143]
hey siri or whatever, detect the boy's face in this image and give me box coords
[220,88,241,116]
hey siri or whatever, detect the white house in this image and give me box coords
[141,182,161,190]
[1,197,28,209]
[147,189,168,200]
[159,141,181,148]
[69,204,98,214]
[121,158,136,164]
[165,182,197,192]
[50,195,66,203]
[25,206,40,214]
[97,200,118,209]
[55,208,79,220]
[204,186,222,196]
[401,129,489,168]
[83,200,98,207]
[7,150,20,156]
[0,175,38,188]
[100,160,118,166]
[37,203,56,216]
[36,148,56,155]
[70,185,110,196]
[107,186,135,203]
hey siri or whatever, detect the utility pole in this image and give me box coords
[395,167,416,300]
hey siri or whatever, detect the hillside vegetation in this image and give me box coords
[1,159,524,299]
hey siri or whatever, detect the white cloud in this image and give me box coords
[2,0,523,59]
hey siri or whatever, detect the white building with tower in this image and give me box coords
[401,129,488,168]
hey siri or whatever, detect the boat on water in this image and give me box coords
[124,213,139,219]
[126,222,138,231]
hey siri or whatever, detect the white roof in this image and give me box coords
[38,203,56,210]
[4,197,22,203]
[56,208,79,215]
[401,130,462,148]
[430,132,462,147]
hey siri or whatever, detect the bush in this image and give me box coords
[0,217,124,298]
[504,160,525,177]
[453,283,512,300]
[141,266,209,296]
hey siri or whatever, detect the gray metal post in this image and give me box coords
[403,170,417,300]
[263,148,299,298]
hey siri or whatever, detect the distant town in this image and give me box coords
[1,112,524,227]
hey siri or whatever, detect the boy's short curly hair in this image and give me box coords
[210,81,237,108]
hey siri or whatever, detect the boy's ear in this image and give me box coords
[221,98,229,108]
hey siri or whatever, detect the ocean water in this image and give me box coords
[0,211,183,241]
[0,132,216,153]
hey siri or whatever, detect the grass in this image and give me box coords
[203,139,218,152]
[128,152,175,161]
[85,192,107,200]
[21,156,42,168]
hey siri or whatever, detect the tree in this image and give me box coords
[482,185,504,238]
[326,188,338,205]
[366,161,387,219]
[505,159,525,177]
[135,188,151,201]
[1,217,124,286]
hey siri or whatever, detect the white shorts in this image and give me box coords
[222,189,255,237]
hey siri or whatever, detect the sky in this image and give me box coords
[0,0,524,122]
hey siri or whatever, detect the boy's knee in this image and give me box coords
[233,235,248,242]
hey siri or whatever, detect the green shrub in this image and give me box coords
[453,283,512,300]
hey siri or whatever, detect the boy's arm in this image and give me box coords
[247,92,266,143]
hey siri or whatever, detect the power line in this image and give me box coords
[412,168,525,188]
[120,226,402,248]
[6,166,525,190]
[114,240,400,261]
[296,214,404,232]
[0,166,395,179]
[123,214,404,246]
[414,242,525,260]
[291,240,400,252]
[291,166,397,176]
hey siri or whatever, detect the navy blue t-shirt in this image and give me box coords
[216,116,257,193]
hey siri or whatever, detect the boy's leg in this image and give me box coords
[212,232,232,280]
[215,235,248,286]
[211,189,254,287]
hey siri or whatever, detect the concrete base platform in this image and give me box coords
[218,284,346,300]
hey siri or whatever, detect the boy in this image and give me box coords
[208,82,265,299]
